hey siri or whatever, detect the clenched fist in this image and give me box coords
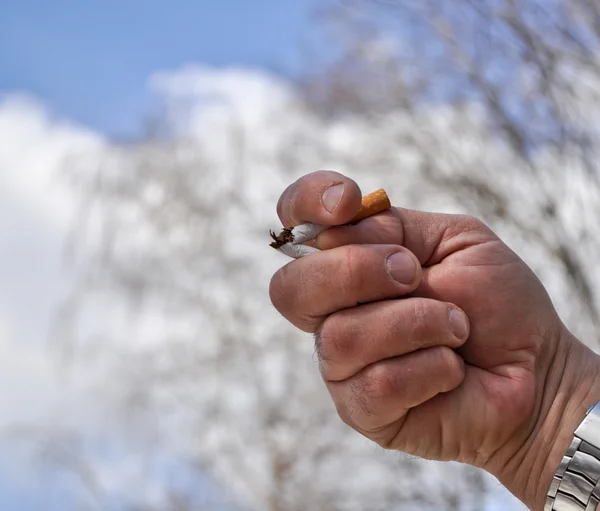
[269,171,600,510]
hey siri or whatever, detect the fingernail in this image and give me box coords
[449,309,469,340]
[322,183,345,213]
[386,251,417,284]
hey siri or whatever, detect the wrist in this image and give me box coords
[494,329,600,510]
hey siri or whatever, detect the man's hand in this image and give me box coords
[269,171,600,510]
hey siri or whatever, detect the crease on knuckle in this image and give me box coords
[361,364,395,402]
[339,245,365,302]
[409,299,430,342]
[341,367,409,435]
[333,382,363,428]
[320,315,356,366]
[459,214,493,237]
[349,374,375,419]
[349,367,400,433]
[294,264,327,330]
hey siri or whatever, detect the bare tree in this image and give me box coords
[306,0,600,342]
[52,2,600,510]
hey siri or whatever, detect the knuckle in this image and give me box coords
[408,299,450,343]
[348,368,397,433]
[435,346,454,369]
[361,364,395,401]
[408,299,431,338]
[349,378,376,423]
[269,264,294,313]
[458,214,489,234]
[270,264,316,332]
[330,385,362,429]
[319,315,355,364]
[434,347,464,390]
[338,245,365,297]
[268,268,286,312]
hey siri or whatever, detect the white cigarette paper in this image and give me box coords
[276,222,328,260]
[291,224,329,245]
[277,243,321,259]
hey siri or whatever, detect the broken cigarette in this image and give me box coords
[270,189,391,259]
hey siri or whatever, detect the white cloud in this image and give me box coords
[0,94,103,231]
[0,94,108,435]
[0,91,149,506]
[0,313,61,426]
[150,64,293,131]
[0,95,102,348]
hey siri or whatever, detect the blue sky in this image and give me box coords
[0,0,321,136]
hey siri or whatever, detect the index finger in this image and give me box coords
[277,171,362,228]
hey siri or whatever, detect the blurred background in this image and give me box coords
[3,0,600,509]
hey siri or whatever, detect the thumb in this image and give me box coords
[276,171,363,228]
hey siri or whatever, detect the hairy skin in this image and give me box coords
[270,171,600,510]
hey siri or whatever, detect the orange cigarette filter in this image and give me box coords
[350,189,392,224]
